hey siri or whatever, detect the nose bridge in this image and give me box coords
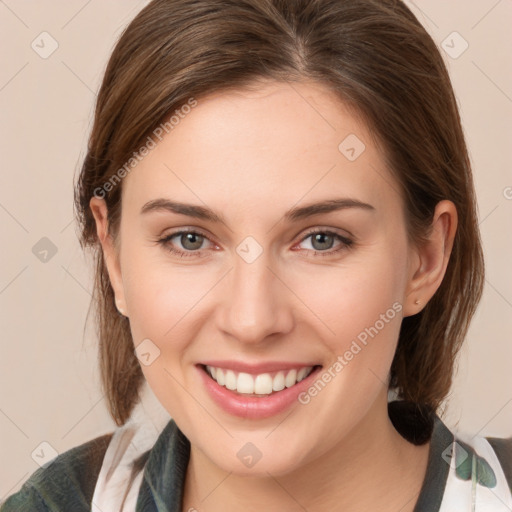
[219,244,292,343]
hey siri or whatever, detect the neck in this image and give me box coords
[182,396,431,512]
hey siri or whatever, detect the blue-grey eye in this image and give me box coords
[179,232,205,250]
[310,232,335,251]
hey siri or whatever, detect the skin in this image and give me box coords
[90,80,457,512]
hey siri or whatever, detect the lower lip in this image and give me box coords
[197,365,322,419]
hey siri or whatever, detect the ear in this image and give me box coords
[89,197,128,317]
[403,200,458,317]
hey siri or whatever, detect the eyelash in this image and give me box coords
[157,228,354,259]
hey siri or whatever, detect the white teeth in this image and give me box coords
[297,367,308,382]
[237,372,254,394]
[225,370,237,391]
[205,365,314,395]
[254,373,273,394]
[285,369,297,388]
[216,367,225,386]
[272,371,285,392]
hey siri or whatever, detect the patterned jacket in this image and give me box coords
[1,401,511,511]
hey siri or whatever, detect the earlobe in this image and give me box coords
[403,200,457,316]
[89,197,128,317]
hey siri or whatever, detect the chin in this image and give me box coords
[203,439,310,478]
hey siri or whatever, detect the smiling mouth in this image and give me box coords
[200,364,322,397]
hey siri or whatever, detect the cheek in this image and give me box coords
[292,266,404,429]
[121,257,212,418]
[289,243,407,397]
[121,240,211,341]
[291,248,406,342]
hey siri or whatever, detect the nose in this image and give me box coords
[216,250,294,346]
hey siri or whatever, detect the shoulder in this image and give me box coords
[0,433,112,512]
[457,433,512,492]
[439,431,512,511]
[387,401,512,510]
[486,434,512,491]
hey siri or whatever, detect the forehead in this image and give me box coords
[121,80,400,220]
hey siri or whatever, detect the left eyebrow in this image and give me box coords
[283,198,375,222]
[140,197,375,224]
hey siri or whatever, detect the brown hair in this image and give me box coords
[75,0,484,425]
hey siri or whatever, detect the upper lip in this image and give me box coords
[199,360,321,375]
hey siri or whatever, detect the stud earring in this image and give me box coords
[414,299,420,305]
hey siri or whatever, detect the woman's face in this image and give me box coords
[96,80,424,475]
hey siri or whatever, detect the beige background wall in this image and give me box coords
[1,0,511,499]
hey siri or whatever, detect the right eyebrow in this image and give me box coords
[140,198,226,224]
